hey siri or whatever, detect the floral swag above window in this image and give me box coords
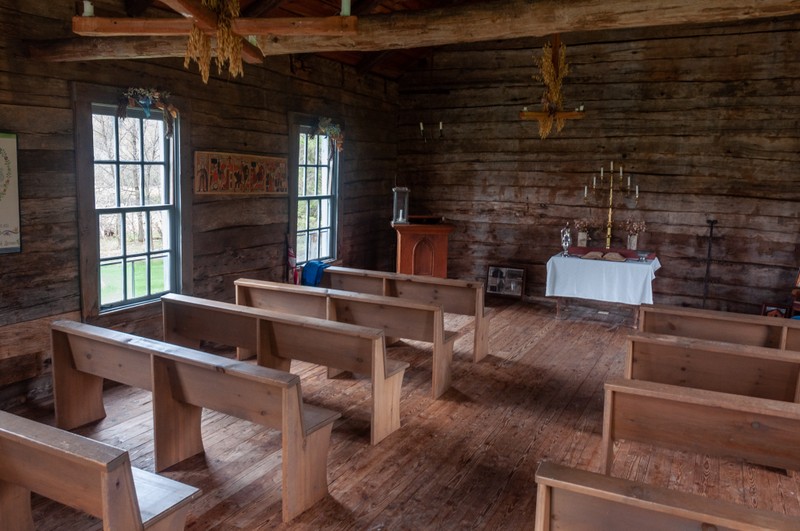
[116,88,179,138]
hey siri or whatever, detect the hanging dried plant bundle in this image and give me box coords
[185,24,211,83]
[183,0,243,83]
[533,40,569,139]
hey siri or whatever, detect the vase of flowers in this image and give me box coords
[621,219,646,250]
[573,218,593,247]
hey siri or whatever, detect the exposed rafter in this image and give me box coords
[27,0,800,62]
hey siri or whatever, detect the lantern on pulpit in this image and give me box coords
[392,187,410,226]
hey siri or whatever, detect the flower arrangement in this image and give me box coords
[317,117,344,155]
[620,218,646,235]
[573,218,600,232]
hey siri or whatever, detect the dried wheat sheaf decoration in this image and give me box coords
[534,40,569,139]
[185,0,243,83]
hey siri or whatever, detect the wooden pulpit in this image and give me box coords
[394,221,453,278]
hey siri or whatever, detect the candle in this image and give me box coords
[627,175,631,187]
[635,185,639,198]
[620,166,623,177]
[592,176,596,188]
[600,167,604,178]
[439,121,443,130]
[610,161,614,172]
[83,0,94,16]
[523,106,528,112]
[419,122,424,131]
[584,185,588,197]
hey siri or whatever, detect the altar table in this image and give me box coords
[545,253,661,307]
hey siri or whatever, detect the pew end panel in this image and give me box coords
[627,333,800,402]
[603,379,800,475]
[535,461,798,531]
[52,325,107,430]
[280,385,340,522]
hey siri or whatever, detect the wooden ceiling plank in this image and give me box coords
[125,0,155,17]
[242,0,285,18]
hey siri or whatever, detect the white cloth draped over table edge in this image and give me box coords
[545,254,662,305]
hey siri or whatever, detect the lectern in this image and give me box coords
[394,218,453,278]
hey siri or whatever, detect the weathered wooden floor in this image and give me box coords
[22,299,800,529]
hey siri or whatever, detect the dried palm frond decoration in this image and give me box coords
[184,0,243,83]
[534,36,569,139]
[317,117,344,157]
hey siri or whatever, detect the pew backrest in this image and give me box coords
[639,304,800,350]
[627,332,800,402]
[162,293,393,378]
[602,378,800,474]
[0,409,199,531]
[534,461,797,531]
[318,266,491,361]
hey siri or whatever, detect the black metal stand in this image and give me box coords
[702,219,718,309]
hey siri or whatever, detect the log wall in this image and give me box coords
[0,1,397,407]
[396,17,800,312]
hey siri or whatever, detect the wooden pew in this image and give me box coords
[534,461,797,530]
[626,332,800,402]
[639,303,800,350]
[51,320,340,522]
[235,278,458,399]
[161,293,409,445]
[601,378,800,475]
[317,265,491,362]
[0,409,199,531]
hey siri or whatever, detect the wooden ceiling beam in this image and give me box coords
[72,15,358,37]
[30,0,800,62]
[256,0,800,56]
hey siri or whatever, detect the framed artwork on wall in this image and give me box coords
[194,151,288,195]
[487,265,525,298]
[0,132,20,253]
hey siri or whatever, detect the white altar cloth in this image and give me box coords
[545,254,661,306]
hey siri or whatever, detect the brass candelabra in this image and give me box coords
[582,162,639,249]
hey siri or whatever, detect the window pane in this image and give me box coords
[297,233,307,263]
[100,259,124,305]
[308,231,319,260]
[307,135,318,165]
[144,165,166,205]
[309,199,320,229]
[297,201,308,231]
[320,199,331,228]
[118,118,141,161]
[150,253,170,293]
[143,120,165,162]
[320,135,330,163]
[127,257,148,298]
[126,211,148,255]
[150,210,171,251]
[298,134,307,164]
[94,164,117,208]
[120,165,142,206]
[92,115,116,161]
[306,167,317,196]
[99,213,122,258]
[318,166,329,196]
[320,229,330,258]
